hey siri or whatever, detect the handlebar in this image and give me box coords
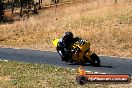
[78,39,85,45]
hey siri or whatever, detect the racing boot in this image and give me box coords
[61,56,69,62]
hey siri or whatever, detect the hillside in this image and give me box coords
[0,0,132,57]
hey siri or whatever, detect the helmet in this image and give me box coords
[62,32,73,43]
[63,32,73,38]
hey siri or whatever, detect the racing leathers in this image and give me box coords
[57,37,80,61]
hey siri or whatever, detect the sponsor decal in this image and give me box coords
[76,66,131,85]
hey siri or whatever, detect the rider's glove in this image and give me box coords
[74,47,81,53]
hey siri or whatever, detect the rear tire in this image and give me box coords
[90,53,100,67]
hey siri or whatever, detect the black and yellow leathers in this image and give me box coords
[52,38,100,66]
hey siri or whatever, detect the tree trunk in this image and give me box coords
[0,1,4,21]
[20,0,23,18]
[38,0,41,9]
[12,2,15,14]
[27,0,30,18]
[115,0,117,4]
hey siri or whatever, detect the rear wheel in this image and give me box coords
[90,53,100,67]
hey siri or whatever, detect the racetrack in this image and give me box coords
[0,48,132,76]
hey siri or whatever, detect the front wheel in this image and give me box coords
[90,53,100,67]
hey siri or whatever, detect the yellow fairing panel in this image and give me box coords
[72,41,91,63]
[85,50,93,60]
[52,39,60,47]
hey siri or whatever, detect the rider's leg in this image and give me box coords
[57,49,69,61]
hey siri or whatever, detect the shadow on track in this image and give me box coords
[99,65,113,68]
[68,63,114,68]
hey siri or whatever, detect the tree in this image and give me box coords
[52,0,60,4]
[20,0,23,18]
[12,1,15,14]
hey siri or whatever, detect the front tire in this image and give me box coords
[90,53,100,67]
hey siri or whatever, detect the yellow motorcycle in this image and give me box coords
[52,38,100,66]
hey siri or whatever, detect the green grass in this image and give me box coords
[0,60,108,88]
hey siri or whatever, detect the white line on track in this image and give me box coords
[4,60,8,62]
[94,72,99,74]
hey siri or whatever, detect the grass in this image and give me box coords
[0,60,110,88]
[0,60,132,88]
[0,0,132,58]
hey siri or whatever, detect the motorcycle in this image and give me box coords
[52,38,100,66]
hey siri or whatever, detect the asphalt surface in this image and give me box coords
[0,48,132,76]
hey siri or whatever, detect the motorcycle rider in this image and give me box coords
[57,32,80,61]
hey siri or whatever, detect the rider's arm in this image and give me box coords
[57,38,65,50]
[72,37,81,43]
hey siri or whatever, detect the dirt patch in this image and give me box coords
[0,75,11,81]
